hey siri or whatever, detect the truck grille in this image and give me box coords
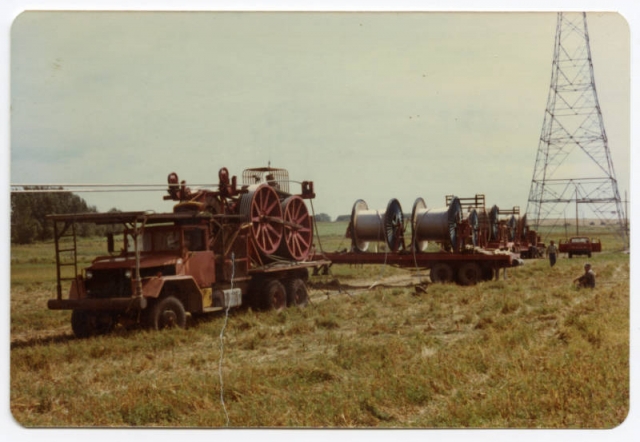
[85,269,132,299]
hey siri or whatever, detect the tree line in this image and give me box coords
[10,187,119,244]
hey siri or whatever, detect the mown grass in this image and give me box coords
[9,223,630,428]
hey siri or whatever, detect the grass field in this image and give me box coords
[9,222,630,428]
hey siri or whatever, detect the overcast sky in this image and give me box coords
[7,8,631,219]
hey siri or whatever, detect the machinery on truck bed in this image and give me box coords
[47,167,328,338]
[46,166,525,338]
[313,194,522,285]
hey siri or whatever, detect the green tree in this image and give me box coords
[10,195,40,244]
[312,213,332,222]
[10,187,105,244]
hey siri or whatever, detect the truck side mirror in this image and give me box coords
[107,233,114,253]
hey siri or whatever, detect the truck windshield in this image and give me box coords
[126,229,181,252]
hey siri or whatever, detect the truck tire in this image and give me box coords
[149,296,187,330]
[457,262,482,286]
[481,265,495,281]
[285,278,309,307]
[262,279,287,311]
[430,263,454,284]
[71,310,114,338]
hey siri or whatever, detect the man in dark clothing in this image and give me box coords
[573,263,596,288]
[546,240,558,267]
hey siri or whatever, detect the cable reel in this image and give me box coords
[349,198,405,253]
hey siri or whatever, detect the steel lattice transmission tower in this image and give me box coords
[526,12,627,246]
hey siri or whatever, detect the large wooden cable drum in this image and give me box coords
[278,195,312,261]
[412,196,462,249]
[239,184,283,258]
[350,198,404,253]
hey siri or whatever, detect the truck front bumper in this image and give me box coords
[47,296,147,311]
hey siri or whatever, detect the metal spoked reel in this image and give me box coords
[350,200,370,252]
[467,209,479,247]
[488,205,499,242]
[412,196,463,252]
[350,198,405,253]
[507,215,517,242]
[476,209,490,248]
[411,197,428,252]
[447,197,463,252]
[278,195,313,261]
[383,199,404,252]
[239,184,284,258]
[517,214,528,241]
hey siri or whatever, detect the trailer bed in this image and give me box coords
[314,250,516,268]
[312,249,520,285]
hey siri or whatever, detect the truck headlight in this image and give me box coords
[85,270,93,280]
[124,269,132,279]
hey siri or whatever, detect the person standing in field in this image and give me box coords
[573,263,596,288]
[546,240,558,267]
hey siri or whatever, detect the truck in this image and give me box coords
[558,237,602,258]
[46,167,329,338]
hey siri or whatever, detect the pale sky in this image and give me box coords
[7,8,631,219]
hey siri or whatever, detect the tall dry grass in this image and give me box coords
[9,223,629,427]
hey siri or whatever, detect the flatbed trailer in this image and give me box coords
[313,249,520,285]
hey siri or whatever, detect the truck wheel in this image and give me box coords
[262,279,287,311]
[71,310,114,338]
[457,262,482,286]
[481,265,495,281]
[286,278,309,307]
[430,263,454,283]
[149,296,187,330]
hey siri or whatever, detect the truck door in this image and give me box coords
[183,227,215,287]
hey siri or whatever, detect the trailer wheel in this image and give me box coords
[457,262,482,286]
[149,296,187,330]
[262,279,287,311]
[71,310,114,338]
[286,278,309,307]
[430,263,454,283]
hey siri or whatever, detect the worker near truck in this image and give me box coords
[546,240,558,267]
[573,263,596,289]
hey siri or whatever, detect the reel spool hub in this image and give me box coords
[239,184,284,258]
[278,195,313,261]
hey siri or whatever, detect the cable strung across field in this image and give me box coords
[218,253,234,427]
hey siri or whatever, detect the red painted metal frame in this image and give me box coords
[279,195,313,261]
[314,250,515,269]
